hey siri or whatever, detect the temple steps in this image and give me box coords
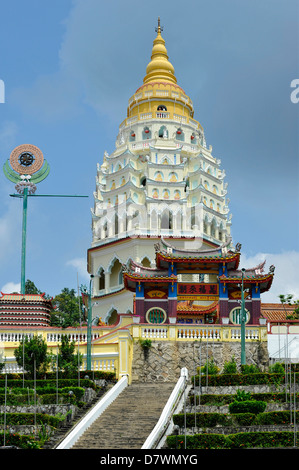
[71,382,176,449]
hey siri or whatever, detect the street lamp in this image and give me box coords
[240,268,246,365]
[80,275,94,371]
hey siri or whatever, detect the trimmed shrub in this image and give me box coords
[229,400,267,414]
[167,433,228,449]
[173,412,231,428]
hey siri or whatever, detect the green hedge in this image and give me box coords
[0,370,116,381]
[173,410,299,429]
[0,412,64,427]
[167,431,298,449]
[0,378,96,390]
[173,412,231,428]
[0,386,84,406]
[191,392,299,406]
[192,372,297,387]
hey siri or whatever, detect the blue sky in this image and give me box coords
[0,0,298,303]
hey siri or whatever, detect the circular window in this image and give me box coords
[229,307,250,325]
[146,307,166,324]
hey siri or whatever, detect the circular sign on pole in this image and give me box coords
[9,144,44,175]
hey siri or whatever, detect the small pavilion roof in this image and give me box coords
[261,303,298,322]
[177,300,218,315]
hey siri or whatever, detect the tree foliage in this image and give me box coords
[51,287,84,328]
[14,334,51,378]
[56,334,82,376]
[24,279,84,328]
[279,294,299,319]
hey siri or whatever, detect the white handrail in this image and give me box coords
[141,367,188,449]
[56,374,128,449]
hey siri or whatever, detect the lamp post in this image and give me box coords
[3,144,88,295]
[80,275,94,371]
[240,268,246,365]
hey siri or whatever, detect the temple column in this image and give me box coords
[105,271,110,293]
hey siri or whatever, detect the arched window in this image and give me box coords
[110,259,123,287]
[98,268,105,290]
[190,133,197,143]
[129,130,136,142]
[107,308,118,326]
[142,127,151,139]
[158,126,168,138]
[211,219,216,237]
[161,210,172,229]
[176,128,185,141]
[157,105,167,111]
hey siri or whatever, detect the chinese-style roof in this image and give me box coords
[155,237,240,270]
[0,292,53,306]
[159,236,233,256]
[261,303,298,322]
[219,272,274,293]
[177,300,218,315]
[122,259,176,291]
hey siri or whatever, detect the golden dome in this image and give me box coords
[143,18,177,85]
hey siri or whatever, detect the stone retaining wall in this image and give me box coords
[132,341,269,383]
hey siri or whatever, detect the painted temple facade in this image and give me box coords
[88,20,233,323]
[123,238,274,325]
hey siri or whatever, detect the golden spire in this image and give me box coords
[143,18,177,85]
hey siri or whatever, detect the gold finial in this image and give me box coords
[143,18,176,85]
[155,17,163,34]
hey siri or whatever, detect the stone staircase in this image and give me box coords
[71,382,176,449]
[42,385,111,449]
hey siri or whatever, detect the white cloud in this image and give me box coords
[0,121,18,152]
[240,251,299,303]
[1,281,20,294]
[66,257,89,282]
[10,1,152,122]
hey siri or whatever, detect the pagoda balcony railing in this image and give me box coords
[119,112,202,131]
[156,112,170,119]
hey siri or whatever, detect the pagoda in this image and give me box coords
[123,238,274,325]
[0,293,53,328]
[88,20,237,322]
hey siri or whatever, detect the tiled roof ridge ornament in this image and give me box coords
[269,265,275,274]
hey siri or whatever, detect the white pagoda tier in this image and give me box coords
[87,20,232,323]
